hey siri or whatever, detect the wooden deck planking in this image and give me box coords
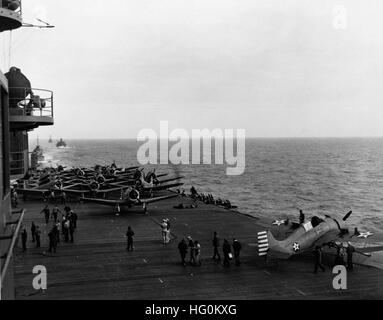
[13,194,383,300]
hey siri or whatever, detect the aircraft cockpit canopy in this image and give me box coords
[311,216,325,228]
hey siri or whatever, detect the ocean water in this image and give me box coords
[34,138,383,233]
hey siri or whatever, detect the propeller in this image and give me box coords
[342,210,352,221]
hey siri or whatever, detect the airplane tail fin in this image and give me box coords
[257,230,278,257]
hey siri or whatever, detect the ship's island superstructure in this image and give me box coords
[0,0,54,299]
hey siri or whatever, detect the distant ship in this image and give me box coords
[48,135,53,143]
[56,138,67,148]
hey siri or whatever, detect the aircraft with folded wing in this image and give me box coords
[16,165,183,200]
[256,211,383,264]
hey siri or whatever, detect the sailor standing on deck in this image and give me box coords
[63,219,70,242]
[48,228,57,253]
[313,246,325,273]
[161,219,168,244]
[21,227,27,252]
[188,236,195,264]
[69,219,75,243]
[41,205,50,224]
[54,222,60,244]
[233,239,242,266]
[165,219,171,243]
[126,226,135,251]
[52,205,61,223]
[346,242,355,271]
[71,210,78,229]
[178,239,188,266]
[61,191,67,204]
[35,226,41,248]
[299,210,305,224]
[212,232,221,261]
[31,222,36,243]
[194,241,202,266]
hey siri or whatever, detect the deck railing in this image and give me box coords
[8,87,54,118]
[0,209,25,300]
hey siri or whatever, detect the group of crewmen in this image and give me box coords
[20,205,78,254]
[298,209,355,273]
[42,190,67,204]
[177,237,202,267]
[124,222,243,268]
[177,232,242,268]
[177,186,234,209]
[313,242,355,274]
[20,222,41,251]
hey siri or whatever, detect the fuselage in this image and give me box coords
[266,217,346,259]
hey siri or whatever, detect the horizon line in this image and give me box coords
[30,136,383,140]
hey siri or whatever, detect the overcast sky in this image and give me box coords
[1,0,383,139]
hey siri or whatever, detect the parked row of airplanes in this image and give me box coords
[15,163,383,265]
[16,164,184,214]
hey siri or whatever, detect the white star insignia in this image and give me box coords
[272,219,285,226]
[357,231,374,239]
[293,242,300,252]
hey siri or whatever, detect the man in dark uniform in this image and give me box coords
[212,231,221,261]
[178,238,188,266]
[69,220,75,243]
[334,244,344,266]
[63,219,69,242]
[233,238,242,266]
[71,211,78,229]
[35,226,41,248]
[190,186,198,199]
[187,236,195,264]
[126,226,135,251]
[53,224,60,245]
[314,246,325,273]
[61,191,67,205]
[48,228,57,253]
[299,210,305,224]
[41,205,50,224]
[21,227,27,252]
[346,242,355,271]
[31,222,36,243]
[52,205,61,223]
